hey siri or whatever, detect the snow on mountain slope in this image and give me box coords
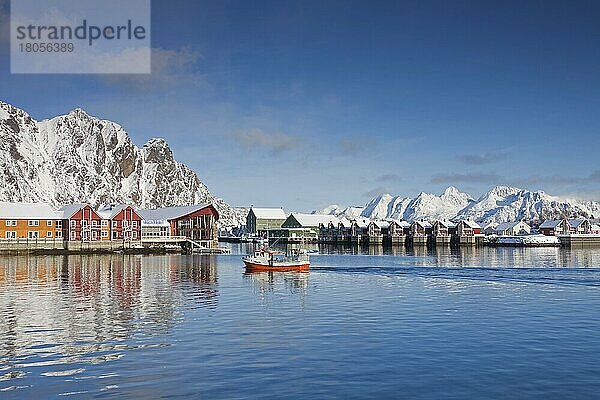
[318,204,364,219]
[320,187,473,222]
[361,194,398,220]
[401,187,475,222]
[0,100,241,226]
[320,185,600,224]
[455,186,600,224]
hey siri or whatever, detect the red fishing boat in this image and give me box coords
[242,248,310,272]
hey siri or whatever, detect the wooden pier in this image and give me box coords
[558,235,600,248]
[433,235,451,246]
[411,235,428,246]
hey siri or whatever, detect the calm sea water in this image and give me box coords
[1,245,600,399]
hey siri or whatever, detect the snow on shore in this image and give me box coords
[487,234,560,246]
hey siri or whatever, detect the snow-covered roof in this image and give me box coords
[0,202,61,219]
[138,204,213,222]
[460,220,480,229]
[390,220,410,228]
[412,220,432,228]
[288,213,339,227]
[97,204,132,220]
[353,217,371,228]
[568,219,587,228]
[338,218,352,228]
[539,219,563,229]
[249,207,287,220]
[371,220,390,229]
[58,203,91,219]
[495,222,514,231]
[482,222,498,229]
[434,220,454,228]
[495,221,528,231]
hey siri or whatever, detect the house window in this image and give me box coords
[112,231,118,239]
[132,221,138,228]
[70,231,76,240]
[123,220,129,228]
[5,220,16,226]
[102,231,108,238]
[47,220,52,226]
[28,231,39,238]
[56,231,63,238]
[82,220,88,227]
[70,220,76,228]
[101,220,108,227]
[92,220,99,228]
[5,231,16,239]
[92,231,98,240]
[132,231,137,239]
[46,231,52,238]
[56,220,62,228]
[112,220,118,228]
[28,220,39,227]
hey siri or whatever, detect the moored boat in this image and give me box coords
[242,248,310,272]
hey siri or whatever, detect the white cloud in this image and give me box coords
[430,172,502,184]
[363,187,388,198]
[456,150,511,165]
[338,135,377,156]
[233,128,299,153]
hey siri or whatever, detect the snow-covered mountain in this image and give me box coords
[0,101,243,226]
[320,185,600,224]
[320,204,369,220]
[455,186,600,224]
[320,186,474,222]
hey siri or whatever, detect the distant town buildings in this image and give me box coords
[0,201,220,251]
[2,199,600,251]
[540,219,592,236]
[240,206,600,247]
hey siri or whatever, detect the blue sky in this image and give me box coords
[1,0,600,210]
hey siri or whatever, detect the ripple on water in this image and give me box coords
[41,368,85,377]
[1,250,600,399]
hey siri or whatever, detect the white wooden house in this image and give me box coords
[410,220,432,237]
[494,221,531,236]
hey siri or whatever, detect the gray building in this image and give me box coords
[246,207,287,234]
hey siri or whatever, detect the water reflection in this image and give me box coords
[1,249,600,398]
[243,271,309,309]
[169,255,219,307]
[0,254,219,394]
[223,241,600,270]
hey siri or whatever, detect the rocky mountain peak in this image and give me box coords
[483,185,522,199]
[0,100,241,227]
[143,138,173,163]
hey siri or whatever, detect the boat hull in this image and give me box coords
[243,260,310,272]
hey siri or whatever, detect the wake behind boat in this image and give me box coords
[242,248,310,272]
